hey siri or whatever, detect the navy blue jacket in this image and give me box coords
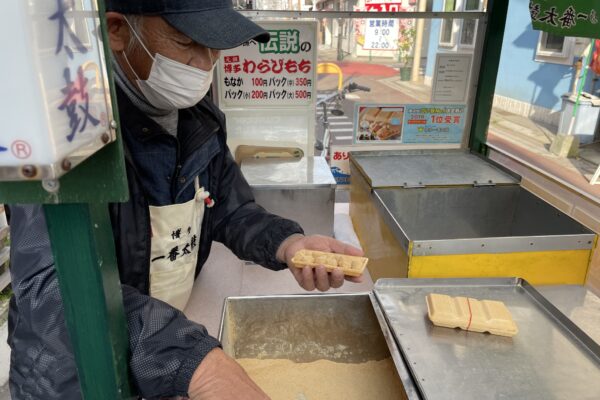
[7,89,304,399]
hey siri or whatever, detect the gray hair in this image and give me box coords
[125,15,145,54]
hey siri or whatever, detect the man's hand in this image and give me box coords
[188,348,270,400]
[277,234,364,292]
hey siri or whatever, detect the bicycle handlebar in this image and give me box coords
[315,81,372,106]
[347,82,371,92]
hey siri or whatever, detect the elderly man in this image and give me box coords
[7,0,363,399]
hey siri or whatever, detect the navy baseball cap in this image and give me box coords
[105,0,270,50]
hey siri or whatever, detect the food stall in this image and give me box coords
[1,1,599,399]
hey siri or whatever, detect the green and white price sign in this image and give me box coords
[530,0,600,38]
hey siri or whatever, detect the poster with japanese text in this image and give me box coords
[401,104,466,144]
[218,21,316,107]
[363,19,399,51]
[431,53,472,104]
[354,1,415,53]
[354,105,405,143]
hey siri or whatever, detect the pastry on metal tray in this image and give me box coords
[291,249,368,277]
[426,293,518,337]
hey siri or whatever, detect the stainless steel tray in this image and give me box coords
[218,293,419,399]
[373,278,600,400]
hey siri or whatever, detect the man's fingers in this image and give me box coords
[289,266,304,285]
[301,266,316,291]
[329,268,345,288]
[314,266,330,292]
[345,274,364,283]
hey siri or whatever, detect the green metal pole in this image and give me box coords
[468,0,510,155]
[44,203,135,399]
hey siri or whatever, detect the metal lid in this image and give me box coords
[241,156,336,188]
[350,150,519,188]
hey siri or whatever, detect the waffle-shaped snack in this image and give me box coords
[373,110,393,123]
[426,293,518,337]
[291,249,368,277]
[377,123,402,140]
[360,107,381,123]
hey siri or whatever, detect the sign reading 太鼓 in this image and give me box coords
[0,0,113,180]
[530,0,600,38]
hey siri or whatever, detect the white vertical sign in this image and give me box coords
[431,53,473,104]
[363,19,399,50]
[0,0,113,181]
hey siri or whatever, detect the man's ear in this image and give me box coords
[105,12,129,52]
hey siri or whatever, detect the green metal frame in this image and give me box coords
[468,0,510,156]
[44,203,134,399]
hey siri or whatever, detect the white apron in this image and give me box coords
[148,178,213,310]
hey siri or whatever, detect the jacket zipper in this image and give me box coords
[170,136,183,204]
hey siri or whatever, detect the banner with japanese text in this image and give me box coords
[530,0,600,38]
[402,104,466,144]
[218,21,316,107]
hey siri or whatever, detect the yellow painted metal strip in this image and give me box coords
[408,250,590,285]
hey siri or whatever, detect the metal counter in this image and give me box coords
[241,156,336,236]
[536,285,600,346]
[349,149,596,284]
[374,278,600,400]
[218,280,600,400]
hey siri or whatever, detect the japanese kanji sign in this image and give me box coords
[352,103,467,144]
[329,146,352,185]
[363,19,399,51]
[1,0,112,179]
[401,104,467,144]
[530,0,600,38]
[432,53,472,104]
[218,21,316,107]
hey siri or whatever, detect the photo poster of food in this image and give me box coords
[354,104,405,144]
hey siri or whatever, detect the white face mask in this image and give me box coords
[123,18,215,110]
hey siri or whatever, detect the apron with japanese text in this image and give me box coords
[148,177,213,310]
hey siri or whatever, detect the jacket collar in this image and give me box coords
[115,86,224,151]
